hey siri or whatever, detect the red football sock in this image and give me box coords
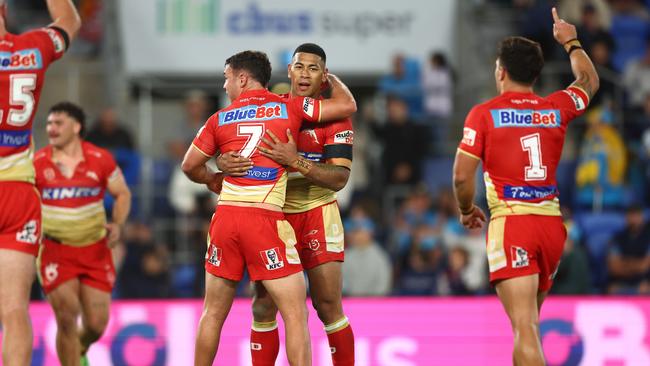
[325,316,355,366]
[250,320,280,366]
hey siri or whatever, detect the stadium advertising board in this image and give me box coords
[1,298,649,365]
[117,0,454,76]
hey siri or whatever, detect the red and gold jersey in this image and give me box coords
[282,94,353,213]
[0,27,67,183]
[193,89,321,207]
[458,87,589,218]
[34,142,120,247]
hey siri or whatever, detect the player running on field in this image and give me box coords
[35,102,131,366]
[218,43,355,366]
[0,1,80,364]
[452,8,598,366]
[181,50,356,366]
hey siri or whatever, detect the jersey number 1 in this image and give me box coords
[521,133,547,181]
[0,74,37,127]
[238,123,265,158]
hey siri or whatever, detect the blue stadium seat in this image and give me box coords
[574,211,627,291]
[423,157,454,193]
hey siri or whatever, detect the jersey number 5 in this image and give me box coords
[0,74,37,127]
[238,123,265,158]
[521,133,547,181]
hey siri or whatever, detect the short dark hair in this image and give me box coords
[293,43,326,64]
[225,50,272,87]
[49,101,86,136]
[497,36,544,86]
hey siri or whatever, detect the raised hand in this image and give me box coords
[552,7,577,45]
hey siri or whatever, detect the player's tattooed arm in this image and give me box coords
[570,69,598,101]
[258,129,350,191]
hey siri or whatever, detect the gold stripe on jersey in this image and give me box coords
[283,172,337,213]
[0,144,35,183]
[277,220,301,264]
[486,217,507,272]
[219,172,288,207]
[323,202,344,253]
[484,172,561,218]
[457,148,480,160]
[42,201,107,246]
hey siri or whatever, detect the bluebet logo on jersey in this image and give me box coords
[0,49,42,70]
[218,103,288,126]
[504,185,559,200]
[244,166,278,181]
[0,130,31,147]
[491,109,561,128]
[42,187,102,200]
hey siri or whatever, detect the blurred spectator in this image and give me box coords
[551,221,592,294]
[575,3,614,54]
[392,186,439,255]
[86,108,135,150]
[588,37,617,107]
[437,247,473,296]
[443,227,488,294]
[72,0,103,56]
[623,38,650,109]
[606,205,650,294]
[342,213,392,296]
[395,248,440,296]
[519,0,562,61]
[370,96,429,185]
[117,222,171,298]
[575,107,627,210]
[378,54,424,119]
[422,52,453,155]
[175,89,212,146]
[610,0,650,71]
[558,0,612,30]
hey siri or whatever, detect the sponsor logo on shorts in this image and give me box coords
[207,245,222,267]
[306,229,320,251]
[218,103,288,126]
[511,246,529,268]
[491,109,561,128]
[44,262,58,283]
[260,247,284,270]
[563,89,586,111]
[244,166,278,181]
[303,97,316,118]
[42,187,102,200]
[45,28,66,53]
[504,185,558,200]
[333,130,354,144]
[251,343,262,351]
[0,49,42,70]
[0,130,31,148]
[462,127,476,146]
[16,220,38,244]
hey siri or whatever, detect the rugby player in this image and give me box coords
[181,50,356,366]
[35,102,131,366]
[218,43,355,366]
[452,8,598,366]
[0,1,80,364]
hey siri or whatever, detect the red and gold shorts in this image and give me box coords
[0,182,41,256]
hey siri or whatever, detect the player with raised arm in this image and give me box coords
[181,50,356,366]
[218,43,355,366]
[34,102,131,366]
[0,1,80,365]
[453,8,598,366]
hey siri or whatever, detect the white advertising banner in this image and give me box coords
[117,0,455,76]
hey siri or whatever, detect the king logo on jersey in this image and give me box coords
[260,247,284,270]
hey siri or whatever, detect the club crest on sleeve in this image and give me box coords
[462,127,477,146]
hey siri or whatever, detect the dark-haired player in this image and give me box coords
[0,1,80,364]
[453,8,598,366]
[219,43,355,366]
[34,102,131,366]
[182,50,356,366]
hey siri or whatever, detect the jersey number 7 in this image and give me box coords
[238,123,265,158]
[0,74,37,127]
[521,133,547,181]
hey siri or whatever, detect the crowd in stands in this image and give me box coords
[25,0,650,299]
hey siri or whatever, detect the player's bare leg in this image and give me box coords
[251,282,281,365]
[0,249,35,366]
[307,261,354,366]
[48,278,83,366]
[262,272,311,366]
[194,273,237,366]
[79,285,111,356]
[496,274,545,366]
